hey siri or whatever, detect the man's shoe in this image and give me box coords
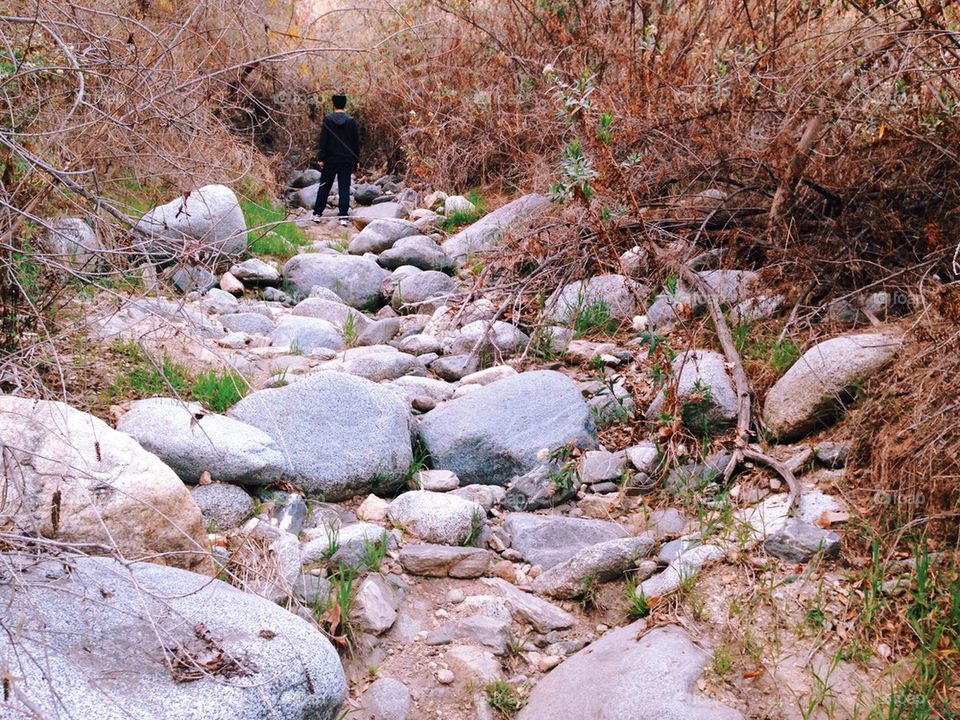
[311,215,324,224]
[338,218,349,227]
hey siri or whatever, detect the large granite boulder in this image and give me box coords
[116,398,285,486]
[283,253,389,309]
[442,194,550,262]
[762,331,902,440]
[0,396,211,573]
[0,553,346,720]
[136,184,247,267]
[418,370,595,485]
[229,372,413,500]
[270,315,344,354]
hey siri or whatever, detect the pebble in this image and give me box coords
[436,669,455,685]
[447,588,465,604]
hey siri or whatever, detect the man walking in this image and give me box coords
[312,93,360,226]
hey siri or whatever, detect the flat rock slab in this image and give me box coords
[229,372,413,501]
[0,554,346,720]
[425,614,511,655]
[419,370,595,486]
[399,544,494,578]
[532,535,655,599]
[517,623,742,720]
[442,194,550,262]
[481,577,575,633]
[503,513,629,569]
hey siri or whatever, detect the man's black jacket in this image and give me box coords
[316,111,360,166]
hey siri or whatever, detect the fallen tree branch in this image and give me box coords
[679,266,801,513]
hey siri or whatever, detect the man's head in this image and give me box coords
[332,94,347,110]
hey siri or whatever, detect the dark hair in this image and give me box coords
[332,94,347,109]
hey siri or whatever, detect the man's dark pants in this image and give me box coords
[312,162,354,218]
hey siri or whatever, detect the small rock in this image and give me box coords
[436,668,456,685]
[416,469,460,492]
[579,450,625,484]
[447,589,466,604]
[813,441,850,468]
[353,574,399,635]
[362,677,411,720]
[358,494,391,522]
[220,272,244,296]
[764,518,841,563]
[399,544,494,578]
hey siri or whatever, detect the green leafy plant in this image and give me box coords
[571,297,619,338]
[462,508,486,547]
[484,680,527,718]
[360,535,388,572]
[550,139,597,203]
[625,573,651,619]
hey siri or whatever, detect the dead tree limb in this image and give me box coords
[679,266,801,512]
[767,116,824,238]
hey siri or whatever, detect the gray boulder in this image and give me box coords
[352,183,382,206]
[289,181,336,210]
[429,354,478,382]
[288,168,322,189]
[419,370,595,485]
[117,398,285,486]
[387,490,485,545]
[0,554,345,720]
[191,483,255,530]
[283,253,389,309]
[763,331,902,440]
[545,274,645,324]
[221,312,274,335]
[42,216,104,272]
[351,202,405,228]
[270,315,344,354]
[517,623,742,720]
[443,194,550,262]
[379,235,455,273]
[392,271,458,314]
[764,518,841,562]
[291,297,372,334]
[229,258,280,286]
[172,265,217,294]
[504,513,629,569]
[532,536,655,599]
[320,345,422,382]
[440,320,529,358]
[136,184,247,266]
[358,317,402,346]
[646,350,738,432]
[229,372,413,500]
[349,218,419,254]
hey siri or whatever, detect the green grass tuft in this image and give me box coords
[242,195,309,259]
